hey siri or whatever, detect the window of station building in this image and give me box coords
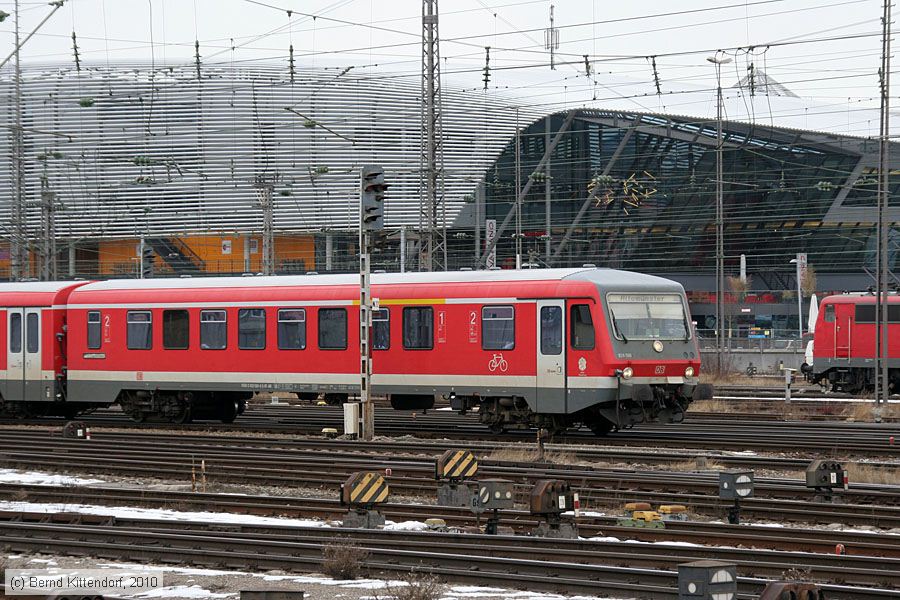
[318,308,347,350]
[403,306,433,350]
[9,313,21,353]
[200,310,227,349]
[570,304,595,350]
[278,309,306,350]
[163,310,190,349]
[823,304,835,323]
[87,311,102,349]
[482,305,515,350]
[26,313,39,353]
[372,308,390,350]
[126,311,153,350]
[238,308,266,349]
[855,305,876,323]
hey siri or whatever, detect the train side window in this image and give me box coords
[87,311,102,349]
[318,308,347,350]
[238,309,266,349]
[126,311,153,350]
[890,305,900,323]
[163,310,190,349]
[482,305,515,350]
[278,309,306,350]
[26,313,39,353]
[855,305,876,323]
[200,310,227,349]
[570,304,595,350]
[372,308,390,350]
[403,306,433,350]
[823,305,835,323]
[9,313,21,353]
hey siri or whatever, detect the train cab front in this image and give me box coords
[598,291,703,430]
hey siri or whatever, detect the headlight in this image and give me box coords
[622,367,633,379]
[685,366,695,377]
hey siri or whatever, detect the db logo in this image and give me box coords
[654,365,666,375]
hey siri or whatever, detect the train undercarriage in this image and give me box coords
[450,382,710,436]
[807,366,900,395]
[118,390,251,424]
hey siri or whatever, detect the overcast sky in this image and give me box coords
[0,0,892,135]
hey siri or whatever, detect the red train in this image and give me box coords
[804,293,899,393]
[0,268,704,434]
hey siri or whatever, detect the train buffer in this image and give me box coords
[435,449,479,507]
[529,479,578,539]
[340,471,389,529]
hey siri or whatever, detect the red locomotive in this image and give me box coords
[1,268,704,434]
[804,293,899,393]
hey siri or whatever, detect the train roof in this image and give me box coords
[823,293,900,303]
[0,280,89,306]
[69,268,683,292]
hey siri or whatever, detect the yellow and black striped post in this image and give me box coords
[341,471,389,508]
[436,449,478,481]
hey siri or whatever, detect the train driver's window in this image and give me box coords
[200,310,227,349]
[318,308,348,350]
[540,306,562,355]
[278,309,306,350]
[823,305,835,323]
[372,308,390,350]
[403,306,433,349]
[87,311,102,349]
[238,308,266,349]
[163,310,190,349]
[570,304,595,350]
[482,305,515,350]
[126,311,153,350]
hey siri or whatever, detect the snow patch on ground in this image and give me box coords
[0,468,104,486]
[383,520,430,531]
[134,585,232,599]
[0,500,332,528]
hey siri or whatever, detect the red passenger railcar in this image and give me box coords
[805,293,900,393]
[0,281,89,416]
[3,268,704,433]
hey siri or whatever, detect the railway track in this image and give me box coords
[4,483,899,558]
[0,428,897,527]
[3,403,898,455]
[1,511,897,599]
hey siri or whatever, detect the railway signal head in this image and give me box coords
[718,470,754,501]
[677,560,737,600]
[360,165,387,233]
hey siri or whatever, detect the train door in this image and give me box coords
[6,309,25,401]
[536,300,566,412]
[834,304,851,358]
[23,309,43,401]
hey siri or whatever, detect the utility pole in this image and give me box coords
[875,0,892,416]
[254,175,275,275]
[544,4,559,70]
[360,166,386,442]
[39,173,57,281]
[420,0,446,271]
[708,53,732,373]
[514,116,522,269]
[11,0,26,280]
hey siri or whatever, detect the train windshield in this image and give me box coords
[606,293,689,341]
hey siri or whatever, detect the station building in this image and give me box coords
[2,64,898,340]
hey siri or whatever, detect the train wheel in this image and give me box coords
[173,407,193,424]
[219,401,239,424]
[589,421,614,436]
[130,412,147,423]
[489,424,506,434]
